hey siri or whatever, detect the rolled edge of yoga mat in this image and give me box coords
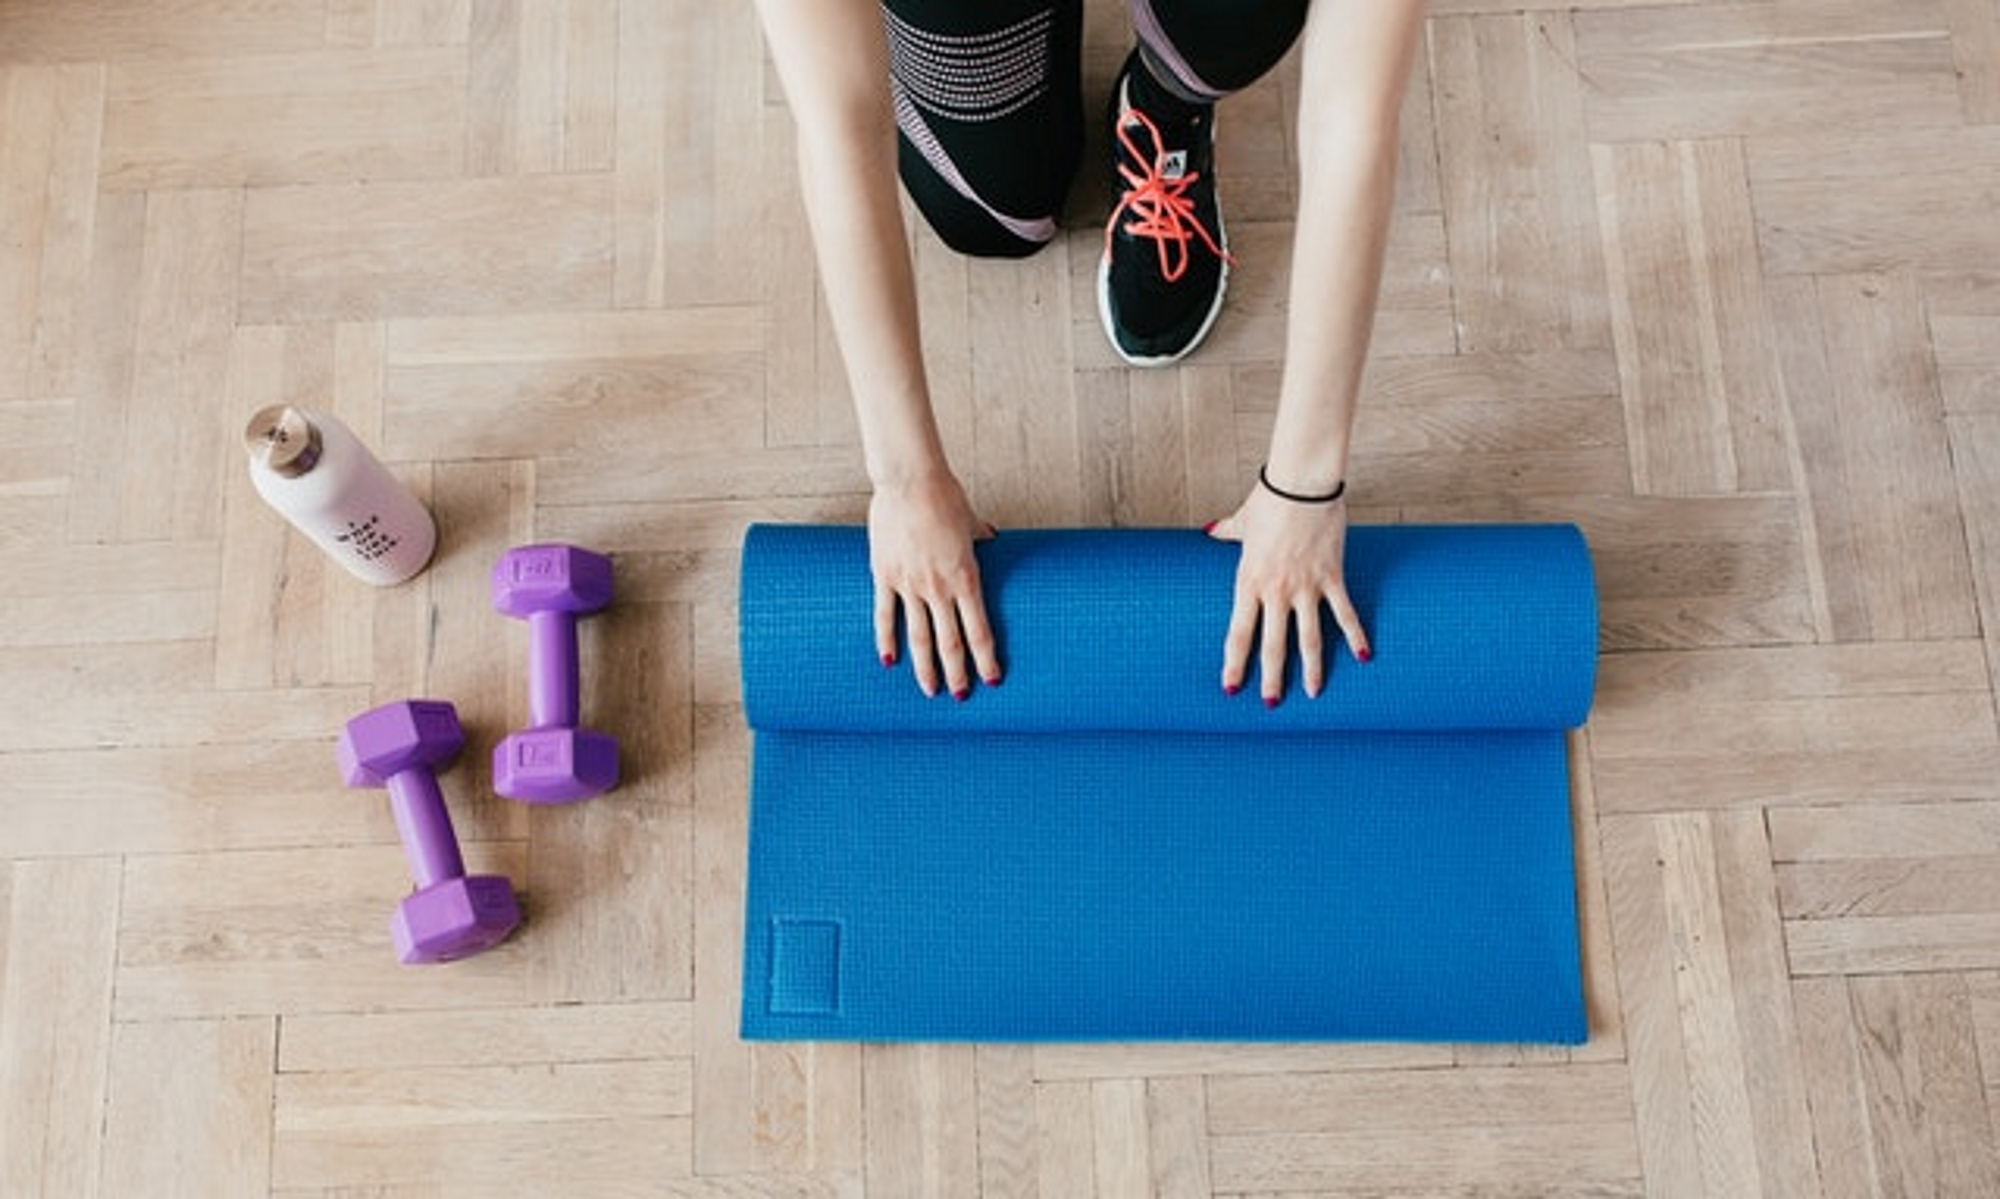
[739,523,1597,735]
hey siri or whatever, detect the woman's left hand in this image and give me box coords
[1206,485,1371,705]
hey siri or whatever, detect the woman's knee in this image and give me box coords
[885,0,1083,258]
[1128,0,1310,100]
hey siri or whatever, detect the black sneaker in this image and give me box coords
[1097,54,1232,367]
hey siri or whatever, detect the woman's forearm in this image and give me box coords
[1265,1,1426,496]
[754,0,998,696]
[755,0,951,490]
[796,141,955,489]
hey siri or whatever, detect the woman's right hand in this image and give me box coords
[869,472,1002,699]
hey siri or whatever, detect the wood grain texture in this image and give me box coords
[4,0,1998,1193]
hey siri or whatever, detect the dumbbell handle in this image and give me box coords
[386,767,468,889]
[527,609,581,729]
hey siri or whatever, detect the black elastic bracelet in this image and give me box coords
[1258,463,1346,505]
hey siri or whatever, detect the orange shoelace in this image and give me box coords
[1104,106,1233,284]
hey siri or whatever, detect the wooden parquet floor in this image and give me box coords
[4,0,1999,1194]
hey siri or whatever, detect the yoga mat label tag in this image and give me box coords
[768,918,843,1015]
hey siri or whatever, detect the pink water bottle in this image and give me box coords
[244,405,438,585]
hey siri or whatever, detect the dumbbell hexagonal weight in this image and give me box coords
[491,544,619,803]
[336,700,522,964]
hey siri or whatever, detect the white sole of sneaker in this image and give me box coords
[1096,224,1230,369]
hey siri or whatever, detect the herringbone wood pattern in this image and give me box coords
[3,1,1999,1194]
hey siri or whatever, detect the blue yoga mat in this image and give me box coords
[738,524,1596,1043]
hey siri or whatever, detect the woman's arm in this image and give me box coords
[752,0,1000,698]
[1210,0,1427,703]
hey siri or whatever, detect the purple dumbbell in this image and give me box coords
[337,700,522,964]
[491,544,619,803]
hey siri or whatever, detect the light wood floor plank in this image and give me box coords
[1594,137,1791,496]
[239,175,615,322]
[1592,641,2000,812]
[1031,1043,1453,1088]
[757,106,843,456]
[1793,976,1885,1199]
[1571,495,1816,652]
[0,740,420,858]
[1366,209,1463,359]
[0,0,327,62]
[1770,271,1979,641]
[100,48,467,191]
[0,63,101,403]
[63,185,142,538]
[1753,126,2000,276]
[0,397,73,510]
[100,1018,275,1199]
[272,1106,691,1194]
[382,310,768,466]
[1090,1078,1153,1199]
[363,0,471,49]
[0,643,371,753]
[969,251,1086,527]
[1972,972,2000,1100]
[1787,915,2000,976]
[8,1,2000,1193]
[1935,316,2000,415]
[1033,1080,1097,1199]
[1813,974,2000,1197]
[973,1046,1042,1199]
[1776,801,2000,975]
[1430,10,1611,353]
[464,0,616,178]
[1208,1123,1642,1195]
[1206,51,1296,226]
[862,1044,982,1197]
[1601,812,1818,1198]
[1951,0,2000,120]
[0,858,120,1199]
[1180,364,1253,518]
[280,1001,691,1074]
[1948,413,2000,714]
[65,186,238,546]
[114,844,530,1021]
[612,0,765,309]
[1576,1,1964,142]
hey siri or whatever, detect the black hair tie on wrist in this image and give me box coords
[1258,463,1346,505]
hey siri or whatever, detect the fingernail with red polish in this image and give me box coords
[1358,647,1373,664]
[1202,520,1218,535]
[1264,696,1279,710]
[1223,683,1242,696]
[881,653,897,668]
[953,687,971,702]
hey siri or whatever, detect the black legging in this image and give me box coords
[884,0,1310,257]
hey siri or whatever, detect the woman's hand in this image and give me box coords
[1198,0,1417,707]
[1207,483,1370,706]
[869,472,1002,699]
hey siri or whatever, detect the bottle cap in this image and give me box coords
[245,406,323,479]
